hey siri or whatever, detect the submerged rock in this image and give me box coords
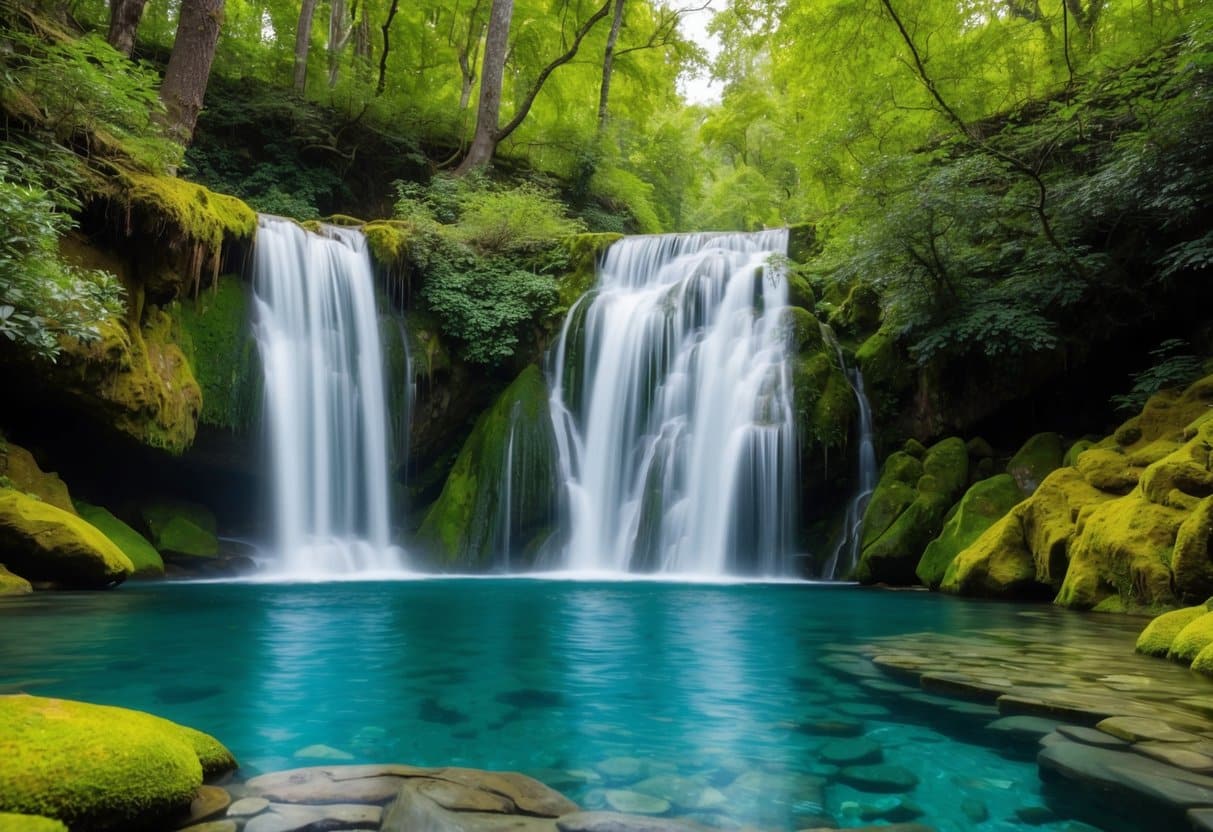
[0,694,235,830]
[0,489,133,587]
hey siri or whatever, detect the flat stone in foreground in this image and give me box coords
[556,812,708,832]
[1038,740,1213,811]
[243,802,381,832]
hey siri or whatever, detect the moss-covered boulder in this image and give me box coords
[1136,605,1209,656]
[74,502,164,578]
[1169,611,1213,663]
[916,474,1022,589]
[945,374,1213,608]
[0,440,74,514]
[855,438,969,584]
[0,490,133,587]
[139,499,218,559]
[418,365,559,568]
[0,814,67,832]
[0,694,235,831]
[0,564,32,596]
[1063,439,1096,468]
[52,309,203,455]
[172,276,259,432]
[557,233,623,310]
[855,328,914,415]
[1006,432,1065,496]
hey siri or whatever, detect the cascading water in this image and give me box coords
[821,360,877,580]
[549,231,796,576]
[252,215,406,575]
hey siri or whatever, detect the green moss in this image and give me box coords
[783,307,823,355]
[1063,439,1095,468]
[786,222,819,263]
[139,499,218,559]
[1136,606,1207,657]
[0,564,32,596]
[417,365,558,567]
[855,489,952,584]
[1057,489,1185,609]
[0,440,74,514]
[1006,432,1065,496]
[966,437,994,460]
[1174,497,1213,601]
[786,271,815,310]
[1191,640,1213,677]
[922,437,969,499]
[363,219,413,267]
[1169,611,1213,664]
[118,171,256,255]
[557,232,622,310]
[178,726,238,777]
[829,283,880,333]
[0,489,133,587]
[73,502,164,579]
[0,694,234,830]
[0,814,67,832]
[916,474,1023,589]
[55,310,202,455]
[172,276,259,431]
[1075,447,1139,494]
[940,511,1039,596]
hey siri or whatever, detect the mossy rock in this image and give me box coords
[782,306,823,355]
[0,694,235,830]
[903,438,927,459]
[966,437,994,460]
[557,233,622,310]
[1136,606,1208,657]
[1190,641,1213,677]
[855,490,952,584]
[0,490,133,588]
[362,219,413,267]
[1169,611,1213,664]
[417,365,558,568]
[0,440,74,514]
[0,814,67,832]
[940,511,1039,597]
[1174,497,1213,601]
[859,454,921,550]
[830,283,880,333]
[921,437,969,500]
[139,500,218,559]
[1075,448,1139,494]
[855,328,913,401]
[54,309,202,455]
[786,271,816,310]
[172,276,259,432]
[786,222,819,263]
[1057,490,1185,610]
[916,474,1023,589]
[116,171,256,257]
[1063,439,1096,468]
[1006,432,1065,497]
[74,502,164,579]
[0,564,32,596]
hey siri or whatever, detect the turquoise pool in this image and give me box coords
[0,580,1124,830]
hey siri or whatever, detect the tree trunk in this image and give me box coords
[352,1,372,84]
[598,0,625,129]
[107,0,148,57]
[455,0,514,174]
[293,0,319,93]
[160,0,225,145]
[377,0,401,95]
[328,0,350,87]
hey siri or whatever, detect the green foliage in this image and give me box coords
[0,168,123,360]
[1111,340,1205,414]
[172,277,260,431]
[1,31,182,173]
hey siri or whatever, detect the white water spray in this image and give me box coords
[252,215,406,575]
[550,231,796,576]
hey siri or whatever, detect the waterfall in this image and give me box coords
[821,355,877,580]
[549,231,796,576]
[252,215,406,575]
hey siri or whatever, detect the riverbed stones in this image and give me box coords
[245,764,435,804]
[819,738,883,766]
[1097,716,1201,744]
[1054,725,1129,748]
[630,776,724,812]
[837,765,918,794]
[226,797,270,817]
[244,802,381,832]
[556,812,708,832]
[604,791,670,816]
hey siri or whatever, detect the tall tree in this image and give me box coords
[293,0,319,93]
[457,0,614,173]
[160,0,225,144]
[376,0,400,95]
[598,0,626,128]
[106,0,148,57]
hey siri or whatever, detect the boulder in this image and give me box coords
[916,474,1022,589]
[0,815,67,832]
[1136,606,1209,657]
[1006,432,1065,496]
[1168,612,1213,664]
[140,499,219,559]
[0,694,235,831]
[0,489,133,587]
[0,440,74,513]
[856,438,968,585]
[74,501,164,578]
[0,564,32,596]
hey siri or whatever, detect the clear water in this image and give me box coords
[0,582,1117,831]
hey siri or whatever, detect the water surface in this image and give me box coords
[0,581,1123,830]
